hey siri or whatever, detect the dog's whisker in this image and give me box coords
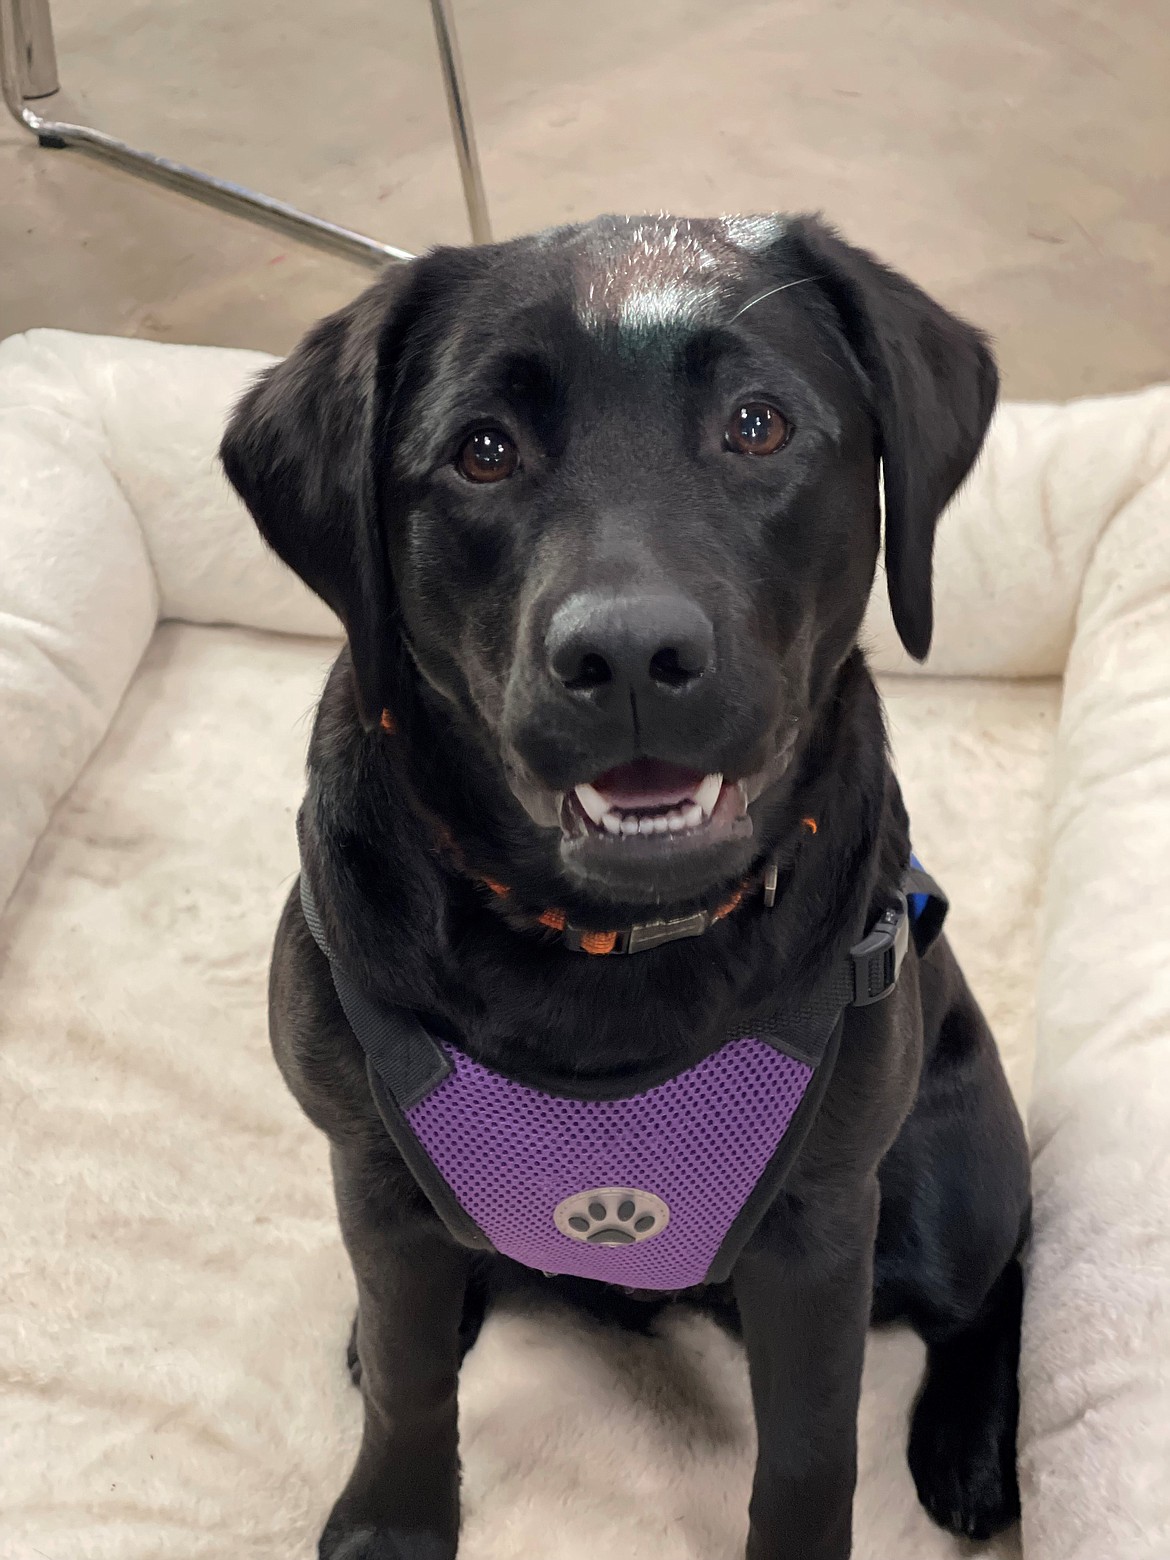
[728,276,824,323]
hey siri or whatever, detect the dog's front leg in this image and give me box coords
[733,1184,878,1560]
[321,1144,473,1560]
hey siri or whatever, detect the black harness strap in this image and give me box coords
[300,876,451,1110]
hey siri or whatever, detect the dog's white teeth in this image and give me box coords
[574,782,609,825]
[579,777,722,840]
[694,772,723,818]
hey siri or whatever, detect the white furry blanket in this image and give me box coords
[1,330,1167,1560]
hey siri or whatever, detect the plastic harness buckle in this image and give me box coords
[849,892,910,1006]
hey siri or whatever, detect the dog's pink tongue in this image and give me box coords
[591,758,705,810]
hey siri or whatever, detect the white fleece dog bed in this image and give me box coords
[1,329,1167,1560]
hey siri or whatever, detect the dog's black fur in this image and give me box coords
[222,215,1031,1560]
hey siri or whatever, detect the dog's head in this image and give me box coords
[222,215,995,909]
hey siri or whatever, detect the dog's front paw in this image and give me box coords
[319,1522,456,1560]
[908,1363,1020,1540]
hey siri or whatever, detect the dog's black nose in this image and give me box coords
[546,592,715,699]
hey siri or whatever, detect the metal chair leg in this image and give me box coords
[430,0,491,246]
[1,0,493,267]
[11,0,57,98]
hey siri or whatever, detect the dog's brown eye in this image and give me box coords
[458,428,519,483]
[725,402,789,456]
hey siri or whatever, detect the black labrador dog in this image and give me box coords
[222,214,1030,1560]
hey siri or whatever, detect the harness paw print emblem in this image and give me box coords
[553,1187,670,1245]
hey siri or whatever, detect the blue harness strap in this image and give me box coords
[905,856,948,954]
[908,854,931,921]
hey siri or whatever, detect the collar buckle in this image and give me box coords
[563,909,713,956]
[562,857,781,956]
[623,910,712,954]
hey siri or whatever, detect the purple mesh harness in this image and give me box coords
[300,860,944,1292]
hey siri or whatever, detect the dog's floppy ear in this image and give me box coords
[789,217,998,660]
[220,264,418,727]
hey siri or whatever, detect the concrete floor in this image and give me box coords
[2,0,1168,398]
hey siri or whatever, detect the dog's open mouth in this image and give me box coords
[560,758,750,847]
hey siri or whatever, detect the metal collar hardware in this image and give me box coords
[563,909,716,956]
